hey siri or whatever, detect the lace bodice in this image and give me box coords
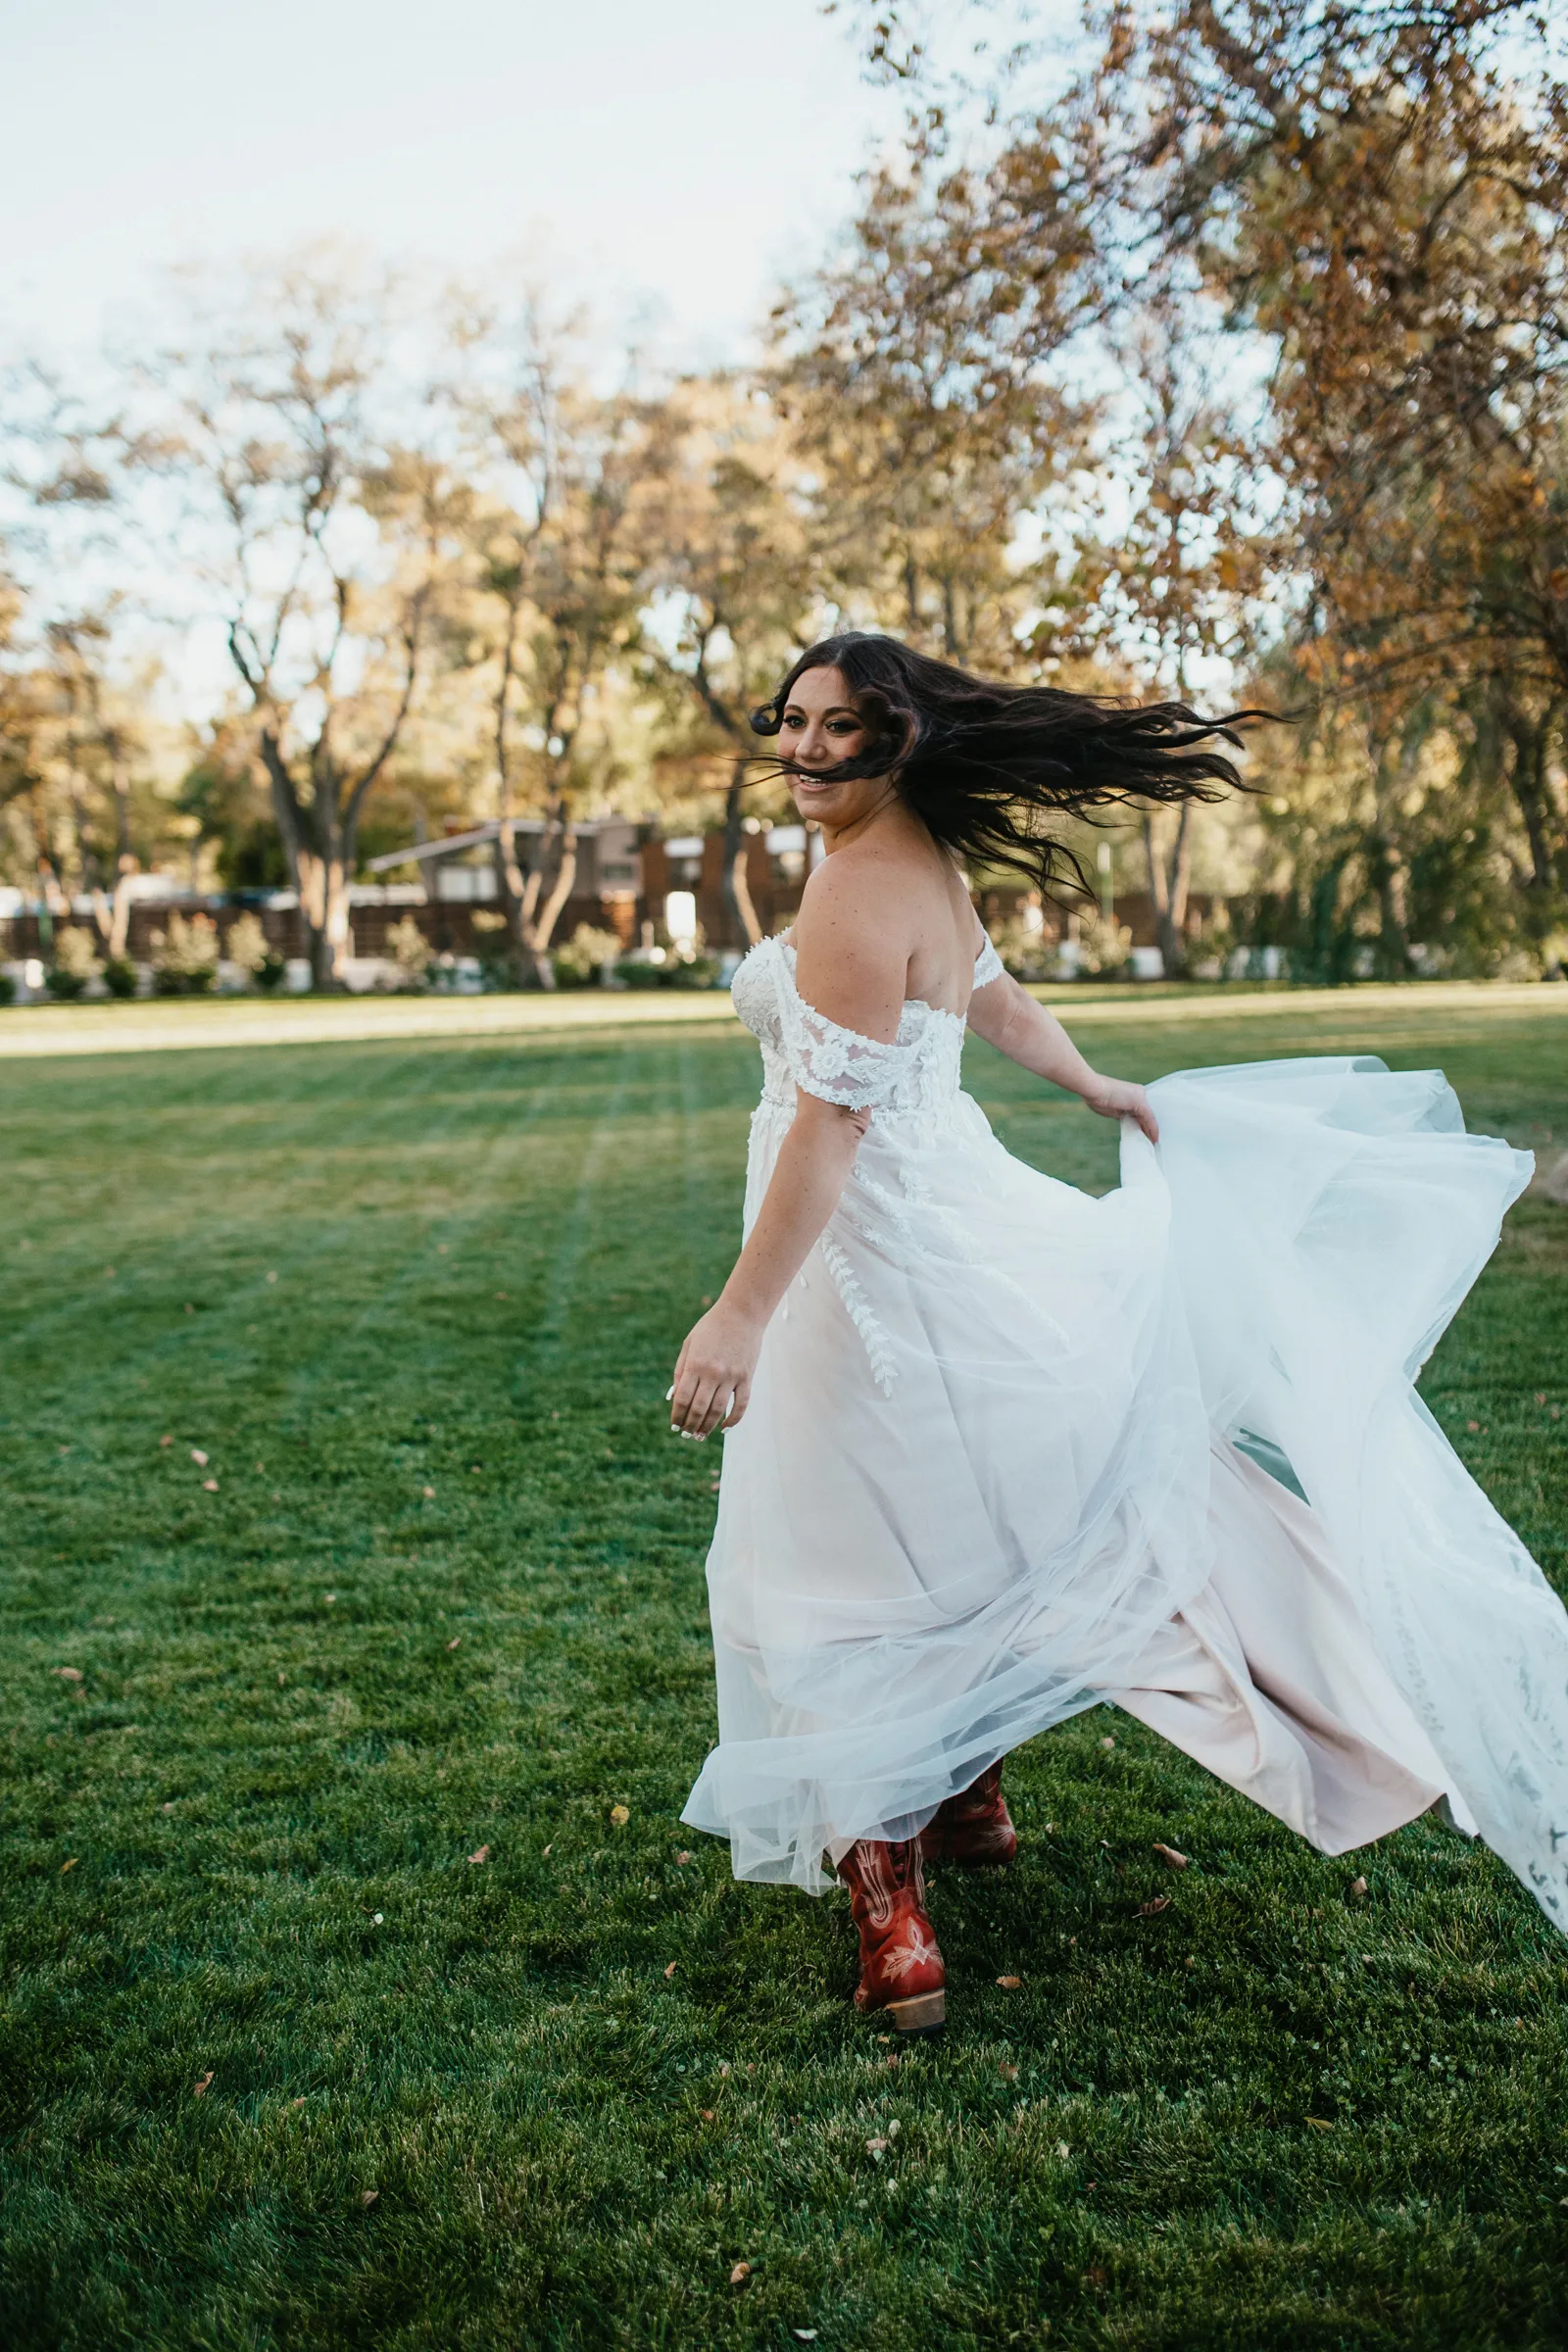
[732,932,1004,1119]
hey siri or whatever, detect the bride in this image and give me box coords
[672,632,1566,2036]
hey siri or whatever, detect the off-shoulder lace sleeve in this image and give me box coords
[772,947,912,1111]
[973,936,1005,989]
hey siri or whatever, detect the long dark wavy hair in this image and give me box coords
[749,633,1257,899]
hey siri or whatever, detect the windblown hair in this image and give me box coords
[749,633,1259,899]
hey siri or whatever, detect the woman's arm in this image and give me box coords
[966,967,1158,1145]
[669,858,909,1442]
[668,1094,867,1440]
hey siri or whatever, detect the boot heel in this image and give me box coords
[886,1988,946,2035]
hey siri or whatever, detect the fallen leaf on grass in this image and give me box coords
[1055,2140,1070,2159]
[53,1667,83,1683]
[997,1975,1022,1989]
[1347,1876,1368,1902]
[729,2261,751,2286]
[675,1850,692,1865]
[1100,1736,1115,1749]
[202,1479,219,1493]
[866,2135,889,2159]
[701,2108,715,2122]
[60,1856,78,1874]
[1137,1895,1172,1917]
[190,1448,208,1466]
[266,1270,277,1284]
[324,1593,336,1606]
[663,1961,677,1979]
[277,1671,286,1687]
[162,1801,175,1813]
[468,1845,490,1866]
[422,1486,435,1499]
[999,2063,1018,2082]
[446,1636,462,1651]
[291,2096,305,2108]
[1152,1842,1189,1869]
[159,1434,172,1447]
[717,2062,730,2077]
[610,1804,630,1827]
[1304,2116,1334,2131]
[361,2189,378,2207]
[542,1844,553,1858]
[1085,2267,1107,2288]
[192,2073,214,2097]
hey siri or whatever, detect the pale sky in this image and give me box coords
[1,0,905,366]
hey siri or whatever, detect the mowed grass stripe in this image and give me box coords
[0,1001,1565,2351]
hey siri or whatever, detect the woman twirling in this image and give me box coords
[672,633,1568,2036]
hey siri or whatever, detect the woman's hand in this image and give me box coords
[1082,1072,1159,1146]
[669,1298,764,1441]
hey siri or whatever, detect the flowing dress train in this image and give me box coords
[681,935,1568,1932]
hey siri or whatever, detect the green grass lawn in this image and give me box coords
[3,993,1567,2352]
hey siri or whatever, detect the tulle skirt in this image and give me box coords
[681,1057,1568,1933]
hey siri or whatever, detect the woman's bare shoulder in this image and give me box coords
[796,851,919,958]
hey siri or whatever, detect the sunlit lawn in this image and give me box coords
[3,991,1567,2350]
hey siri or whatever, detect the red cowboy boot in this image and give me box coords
[918,1760,1017,1869]
[837,1838,946,2035]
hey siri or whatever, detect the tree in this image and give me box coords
[643,377,817,948]
[461,310,675,983]
[126,258,463,986]
[1054,287,1261,971]
[772,148,1099,670]
[1080,0,1568,899]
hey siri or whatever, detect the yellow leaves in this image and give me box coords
[663,1961,677,1979]
[360,2189,378,2207]
[1304,2116,1334,2132]
[996,1975,1022,1990]
[1136,1894,1172,1918]
[467,1844,490,1866]
[60,1856,78,1874]
[610,1804,630,1827]
[192,2072,214,2097]
[445,1636,462,1651]
[1152,1843,1189,1870]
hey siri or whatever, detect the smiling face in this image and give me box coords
[777,663,896,836]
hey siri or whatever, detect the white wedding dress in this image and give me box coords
[681,933,1568,1934]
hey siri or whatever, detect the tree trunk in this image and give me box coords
[1506,705,1559,893]
[258,726,355,989]
[1142,805,1192,977]
[719,781,761,951]
[524,800,577,985]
